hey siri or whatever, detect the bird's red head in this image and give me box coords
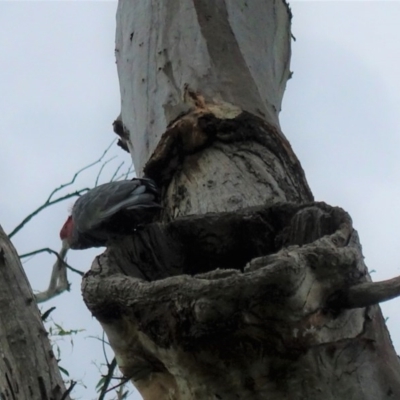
[60,216,73,244]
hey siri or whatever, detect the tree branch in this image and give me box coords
[327,276,400,310]
[98,358,118,400]
[19,247,83,276]
[61,380,76,400]
[110,162,125,182]
[34,244,71,303]
[94,156,117,187]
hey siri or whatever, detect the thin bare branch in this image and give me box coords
[98,358,118,400]
[116,384,130,400]
[19,247,84,276]
[103,376,130,397]
[115,165,135,182]
[94,156,118,187]
[8,139,117,239]
[86,335,110,346]
[61,380,76,400]
[8,190,89,239]
[102,376,130,399]
[110,162,125,182]
[102,331,110,367]
[47,137,115,203]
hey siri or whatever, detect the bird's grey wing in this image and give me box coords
[98,187,160,220]
[72,179,159,231]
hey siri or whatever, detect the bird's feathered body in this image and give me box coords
[60,178,160,249]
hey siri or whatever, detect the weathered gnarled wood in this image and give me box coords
[83,203,400,400]
[145,111,313,218]
[0,225,71,400]
[106,202,345,280]
[328,275,400,309]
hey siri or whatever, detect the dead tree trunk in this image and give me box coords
[0,225,72,400]
[83,1,400,399]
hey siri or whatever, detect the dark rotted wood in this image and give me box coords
[107,201,350,280]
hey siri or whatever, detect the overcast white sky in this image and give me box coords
[2,2,400,400]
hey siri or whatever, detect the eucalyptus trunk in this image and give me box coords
[83,1,400,399]
[0,226,71,400]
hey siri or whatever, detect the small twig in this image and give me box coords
[61,380,76,400]
[19,248,83,276]
[98,358,118,400]
[49,138,115,202]
[327,275,400,310]
[101,331,110,366]
[102,375,131,397]
[94,156,117,187]
[115,165,135,182]
[116,384,130,400]
[110,162,125,182]
[86,335,110,346]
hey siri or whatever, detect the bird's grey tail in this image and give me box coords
[99,185,161,220]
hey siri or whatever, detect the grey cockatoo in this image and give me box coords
[60,179,160,249]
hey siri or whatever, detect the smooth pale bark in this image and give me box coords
[82,1,400,399]
[0,225,71,400]
[115,0,291,173]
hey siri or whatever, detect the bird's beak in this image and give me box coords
[61,239,70,253]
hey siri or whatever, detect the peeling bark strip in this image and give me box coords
[83,202,400,399]
[112,113,130,153]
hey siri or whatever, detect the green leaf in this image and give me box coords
[59,366,70,376]
[96,377,106,391]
